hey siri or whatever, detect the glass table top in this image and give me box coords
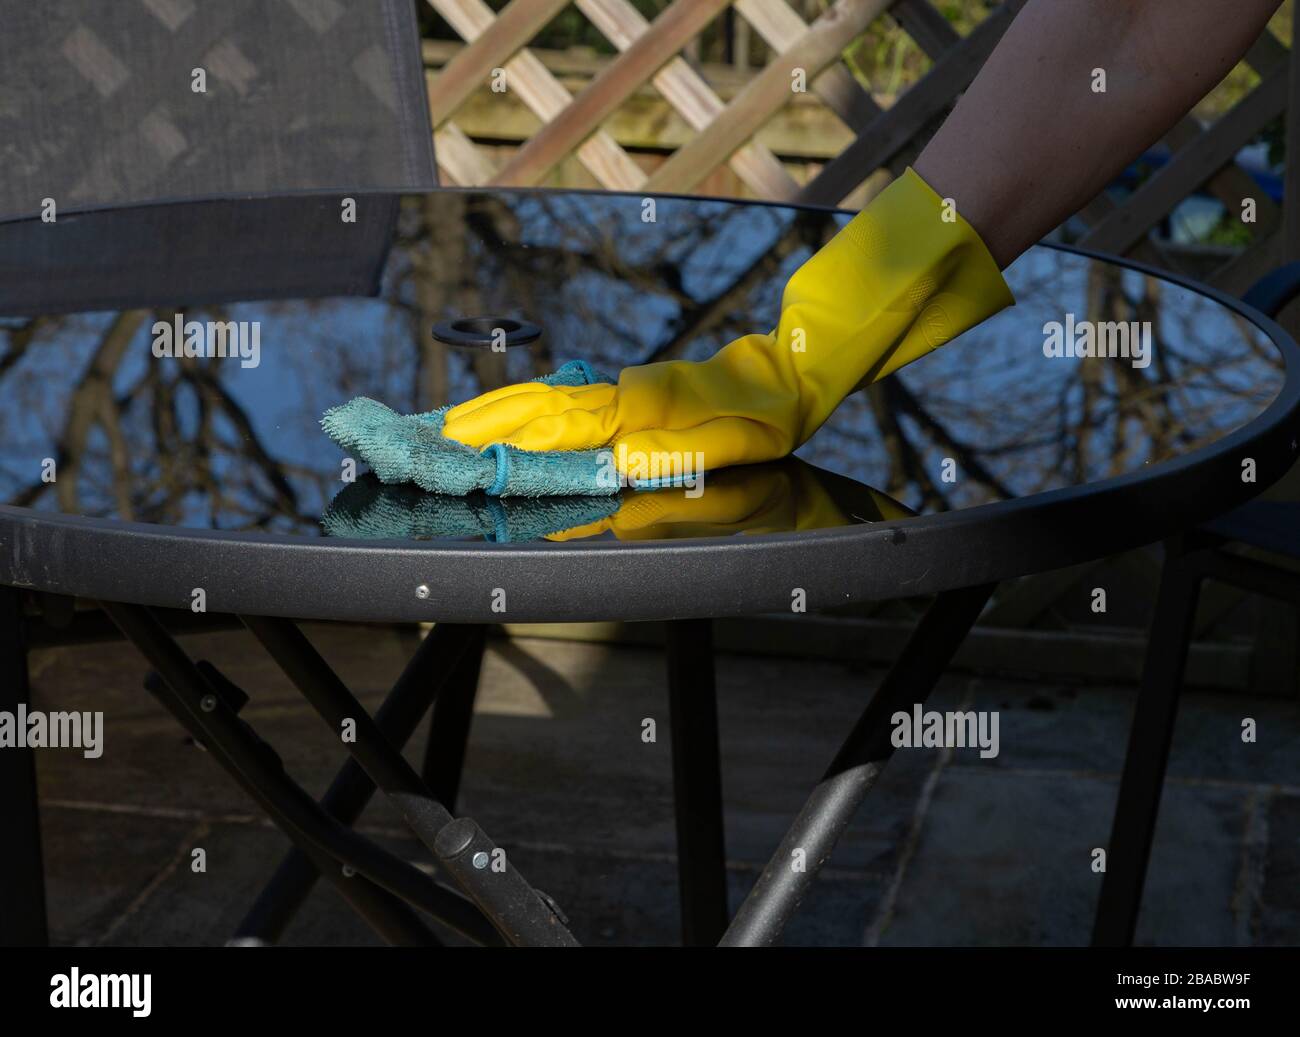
[0,189,1286,545]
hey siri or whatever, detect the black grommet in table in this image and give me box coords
[431,315,542,349]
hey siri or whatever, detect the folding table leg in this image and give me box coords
[241,615,579,946]
[234,622,482,945]
[141,672,440,947]
[1092,541,1205,947]
[721,583,995,947]
[100,600,500,946]
[421,624,485,809]
[666,618,729,946]
[0,587,48,947]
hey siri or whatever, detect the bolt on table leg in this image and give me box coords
[721,583,995,947]
[435,817,577,947]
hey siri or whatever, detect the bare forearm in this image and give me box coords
[914,0,1283,268]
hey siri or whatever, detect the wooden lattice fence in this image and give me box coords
[423,0,1300,302]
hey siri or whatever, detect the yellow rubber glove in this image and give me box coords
[544,459,914,542]
[444,168,1013,476]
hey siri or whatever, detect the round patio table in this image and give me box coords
[1,189,1297,948]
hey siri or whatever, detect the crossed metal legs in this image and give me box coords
[22,550,1275,946]
[98,608,739,946]
[0,594,738,947]
[101,602,568,946]
[236,613,577,946]
[7,583,1004,947]
[232,622,486,944]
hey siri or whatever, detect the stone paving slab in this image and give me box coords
[1137,783,1257,946]
[875,766,1257,946]
[965,677,1300,788]
[874,767,1115,946]
[43,805,199,947]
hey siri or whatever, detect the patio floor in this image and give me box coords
[26,622,1300,946]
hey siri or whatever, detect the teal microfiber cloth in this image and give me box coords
[321,360,620,496]
[322,475,620,543]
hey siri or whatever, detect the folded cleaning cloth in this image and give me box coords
[322,474,620,542]
[322,360,637,496]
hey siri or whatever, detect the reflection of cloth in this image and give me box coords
[324,361,645,496]
[0,0,435,222]
[322,475,620,543]
[321,459,913,545]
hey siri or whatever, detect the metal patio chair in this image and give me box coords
[0,0,444,947]
[1093,262,1300,946]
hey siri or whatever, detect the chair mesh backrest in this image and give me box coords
[0,195,401,316]
[0,0,437,222]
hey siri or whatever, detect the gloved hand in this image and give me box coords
[544,459,913,542]
[443,168,1013,477]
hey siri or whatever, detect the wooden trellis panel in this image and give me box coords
[493,0,733,186]
[576,0,795,198]
[644,0,892,193]
[430,0,644,189]
[425,0,1297,300]
[1081,63,1289,255]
